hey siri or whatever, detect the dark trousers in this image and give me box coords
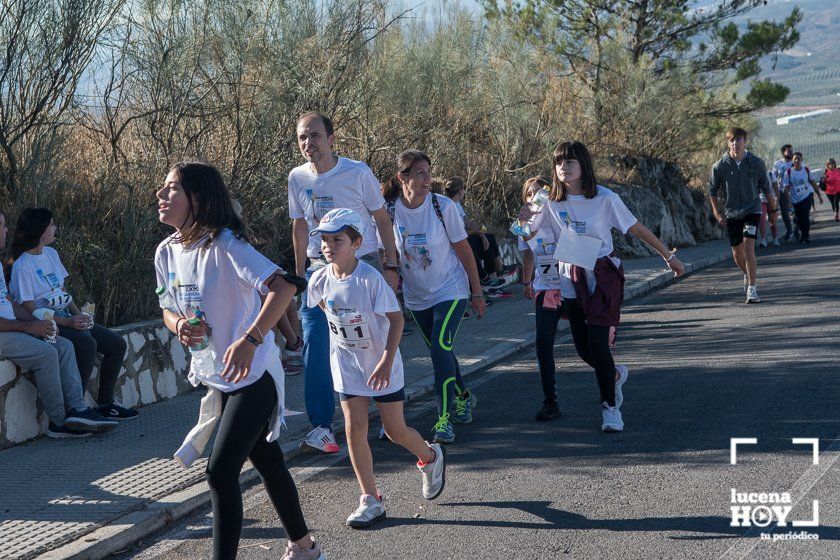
[467,233,501,279]
[563,298,616,407]
[58,323,127,404]
[779,190,793,237]
[207,373,308,559]
[534,292,565,403]
[793,194,814,241]
[828,193,840,214]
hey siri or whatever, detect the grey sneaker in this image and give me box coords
[452,392,476,424]
[281,539,326,560]
[601,403,624,432]
[346,494,386,528]
[418,442,446,500]
[746,286,760,304]
[47,422,92,439]
[614,365,629,410]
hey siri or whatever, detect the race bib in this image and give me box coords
[44,290,72,310]
[536,254,561,285]
[311,192,335,220]
[326,310,373,351]
[793,183,808,197]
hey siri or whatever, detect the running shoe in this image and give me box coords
[282,359,303,376]
[745,286,760,304]
[283,338,304,368]
[281,539,326,560]
[64,408,119,433]
[601,403,624,432]
[758,240,767,248]
[452,392,477,424]
[480,277,505,289]
[535,400,561,421]
[283,338,304,359]
[301,426,339,453]
[346,494,386,528]
[614,365,629,410]
[47,422,92,439]
[743,274,748,294]
[97,399,139,420]
[417,442,446,500]
[784,232,793,242]
[772,239,780,247]
[432,414,455,444]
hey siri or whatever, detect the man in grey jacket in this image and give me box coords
[708,127,778,304]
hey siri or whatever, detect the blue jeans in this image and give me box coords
[301,266,334,429]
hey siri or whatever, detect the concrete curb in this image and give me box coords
[36,248,732,560]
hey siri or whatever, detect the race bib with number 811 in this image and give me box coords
[326,310,373,351]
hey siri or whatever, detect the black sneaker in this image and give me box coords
[98,400,140,420]
[535,400,561,421]
[64,408,119,433]
[47,422,92,439]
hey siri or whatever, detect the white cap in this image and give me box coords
[309,207,364,238]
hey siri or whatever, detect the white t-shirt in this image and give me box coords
[154,229,280,393]
[306,261,404,397]
[0,275,17,320]
[393,194,470,310]
[10,247,73,313]
[782,167,815,204]
[532,185,637,298]
[287,157,385,259]
[773,159,793,185]
[454,201,467,221]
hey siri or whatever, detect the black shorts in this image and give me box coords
[338,387,406,403]
[726,213,760,246]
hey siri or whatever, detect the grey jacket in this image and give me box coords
[708,152,772,218]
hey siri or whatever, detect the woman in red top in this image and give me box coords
[825,159,840,222]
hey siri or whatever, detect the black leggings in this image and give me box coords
[564,298,617,407]
[793,194,814,241]
[408,299,469,417]
[467,233,500,279]
[828,193,840,213]
[207,373,308,559]
[58,323,127,404]
[534,292,565,403]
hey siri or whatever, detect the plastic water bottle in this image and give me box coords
[510,188,550,237]
[156,286,175,311]
[188,312,222,380]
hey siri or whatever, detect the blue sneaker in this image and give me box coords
[452,392,477,424]
[432,414,455,444]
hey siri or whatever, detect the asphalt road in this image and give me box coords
[116,223,840,560]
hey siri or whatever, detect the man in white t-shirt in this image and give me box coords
[288,112,400,453]
[772,144,795,242]
[782,152,824,243]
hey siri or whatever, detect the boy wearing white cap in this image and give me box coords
[306,208,446,528]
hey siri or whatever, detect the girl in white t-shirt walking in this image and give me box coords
[154,161,324,560]
[391,150,487,444]
[518,141,684,432]
[307,208,446,529]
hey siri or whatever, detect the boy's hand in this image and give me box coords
[367,358,392,391]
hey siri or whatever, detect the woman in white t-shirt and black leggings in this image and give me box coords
[9,208,136,420]
[518,141,685,432]
[155,162,324,560]
[391,150,487,445]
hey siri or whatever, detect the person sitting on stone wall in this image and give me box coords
[8,208,137,420]
[0,210,118,438]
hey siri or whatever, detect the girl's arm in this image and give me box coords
[368,310,404,391]
[627,222,685,277]
[452,239,487,319]
[521,248,535,299]
[221,273,296,382]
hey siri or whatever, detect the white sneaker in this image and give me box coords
[614,365,629,410]
[281,539,326,560]
[758,240,767,248]
[346,494,386,528]
[746,286,760,304]
[772,239,780,247]
[301,426,339,453]
[417,442,446,499]
[601,403,624,432]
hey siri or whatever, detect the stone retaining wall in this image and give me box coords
[0,321,194,450]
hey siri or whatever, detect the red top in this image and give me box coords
[825,168,840,195]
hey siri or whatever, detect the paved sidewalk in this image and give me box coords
[1,235,737,560]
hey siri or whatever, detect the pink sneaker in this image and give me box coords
[282,359,303,376]
[281,539,325,560]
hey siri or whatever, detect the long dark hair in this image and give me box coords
[10,207,53,262]
[551,141,598,200]
[381,177,401,203]
[168,161,249,247]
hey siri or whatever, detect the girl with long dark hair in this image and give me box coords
[517,141,684,432]
[155,161,324,560]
